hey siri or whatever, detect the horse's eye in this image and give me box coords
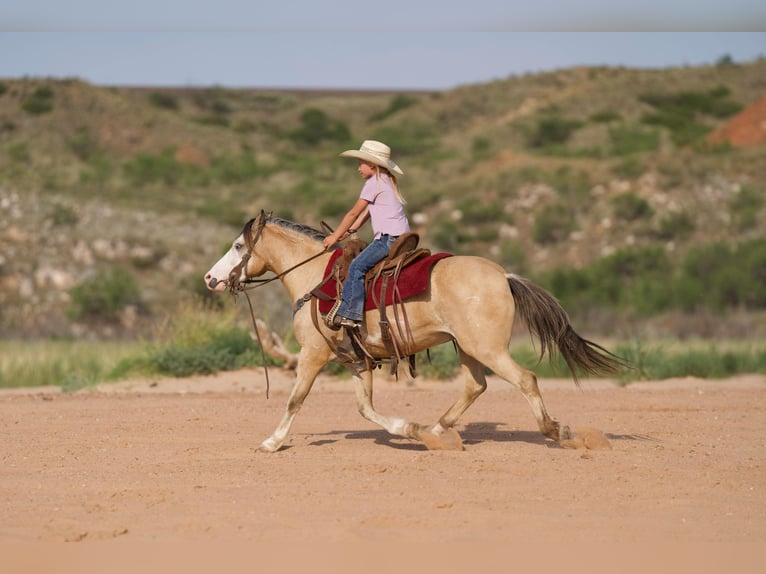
[234,242,243,251]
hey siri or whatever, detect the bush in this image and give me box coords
[416,343,460,379]
[290,108,350,146]
[149,328,260,377]
[372,122,438,157]
[608,125,660,155]
[68,129,99,161]
[148,92,179,110]
[49,202,79,226]
[611,192,654,221]
[369,94,417,122]
[527,116,583,148]
[21,86,54,115]
[656,211,694,240]
[68,267,141,321]
[123,148,202,186]
[471,137,492,160]
[639,86,741,147]
[209,152,260,184]
[610,157,646,179]
[589,110,621,123]
[8,142,30,163]
[533,203,576,244]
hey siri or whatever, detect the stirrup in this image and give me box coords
[325,299,342,331]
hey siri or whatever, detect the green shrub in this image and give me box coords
[527,116,583,148]
[318,197,349,218]
[656,211,694,240]
[192,114,230,127]
[49,202,79,226]
[608,125,660,155]
[589,110,621,123]
[610,157,646,179]
[639,86,741,147]
[8,142,30,163]
[611,192,653,221]
[0,82,7,96]
[149,328,261,377]
[123,148,202,186]
[290,108,350,146]
[533,203,576,244]
[499,241,528,273]
[68,267,141,321]
[79,154,113,184]
[471,137,492,160]
[614,340,766,383]
[369,94,417,121]
[676,239,766,311]
[372,122,437,157]
[233,119,257,133]
[730,185,763,213]
[210,152,260,184]
[68,129,98,161]
[148,92,179,110]
[416,343,460,379]
[21,86,54,115]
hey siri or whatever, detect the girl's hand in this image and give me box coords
[323,233,339,250]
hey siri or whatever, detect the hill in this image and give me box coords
[0,59,765,339]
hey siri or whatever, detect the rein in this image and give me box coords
[223,211,329,399]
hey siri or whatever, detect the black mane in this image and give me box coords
[240,215,326,243]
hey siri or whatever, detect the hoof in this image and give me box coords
[559,426,612,450]
[258,440,280,453]
[413,424,465,451]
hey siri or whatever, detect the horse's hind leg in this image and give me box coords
[412,349,488,450]
[436,349,488,429]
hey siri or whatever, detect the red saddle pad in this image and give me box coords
[317,249,452,314]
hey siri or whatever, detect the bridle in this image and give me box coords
[224,211,328,294]
[219,210,328,398]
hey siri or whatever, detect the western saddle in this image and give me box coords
[309,232,430,377]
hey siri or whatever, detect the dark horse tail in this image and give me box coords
[506,273,626,384]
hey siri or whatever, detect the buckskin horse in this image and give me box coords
[204,211,623,452]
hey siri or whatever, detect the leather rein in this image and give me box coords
[222,211,328,398]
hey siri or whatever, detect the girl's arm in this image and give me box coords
[348,205,370,233]
[322,198,369,249]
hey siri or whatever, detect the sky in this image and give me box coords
[1,2,765,91]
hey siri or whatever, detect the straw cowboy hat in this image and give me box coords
[339,140,404,176]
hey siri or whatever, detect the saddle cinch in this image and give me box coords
[311,232,431,377]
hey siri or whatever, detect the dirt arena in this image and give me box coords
[2,369,764,570]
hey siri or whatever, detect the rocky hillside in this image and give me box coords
[0,59,765,339]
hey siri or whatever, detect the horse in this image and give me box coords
[204,211,624,452]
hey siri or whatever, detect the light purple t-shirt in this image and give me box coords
[359,173,410,239]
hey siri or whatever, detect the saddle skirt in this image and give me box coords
[317,249,452,315]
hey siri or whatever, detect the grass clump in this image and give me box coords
[0,340,142,391]
[614,339,766,384]
[115,300,274,379]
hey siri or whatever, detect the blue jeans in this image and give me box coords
[337,234,398,322]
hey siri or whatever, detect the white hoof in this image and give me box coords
[258,438,281,453]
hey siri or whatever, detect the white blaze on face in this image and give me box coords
[204,234,245,292]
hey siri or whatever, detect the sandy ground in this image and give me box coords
[1,368,765,570]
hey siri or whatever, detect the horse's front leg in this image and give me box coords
[352,366,419,440]
[259,350,327,453]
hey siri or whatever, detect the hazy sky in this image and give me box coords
[1,2,765,90]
